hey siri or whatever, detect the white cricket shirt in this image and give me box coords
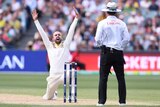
[95,16,130,50]
[34,18,78,75]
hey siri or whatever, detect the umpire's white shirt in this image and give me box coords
[95,16,130,50]
[34,18,78,76]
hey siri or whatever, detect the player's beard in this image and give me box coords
[55,37,62,45]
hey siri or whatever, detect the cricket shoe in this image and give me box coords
[96,103,104,106]
[52,91,58,100]
[119,103,126,106]
[42,91,58,100]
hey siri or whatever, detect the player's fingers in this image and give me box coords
[32,9,37,15]
[73,6,78,14]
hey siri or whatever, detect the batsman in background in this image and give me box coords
[32,7,79,100]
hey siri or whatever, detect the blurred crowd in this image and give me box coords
[122,0,160,52]
[0,0,36,50]
[0,0,160,52]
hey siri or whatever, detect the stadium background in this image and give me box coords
[0,0,160,74]
[0,0,160,106]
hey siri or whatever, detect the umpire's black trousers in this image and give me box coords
[98,46,126,104]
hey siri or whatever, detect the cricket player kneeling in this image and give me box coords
[31,7,79,100]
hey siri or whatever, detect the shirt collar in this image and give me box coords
[107,15,117,19]
[53,42,64,48]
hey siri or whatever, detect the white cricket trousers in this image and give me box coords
[42,71,75,100]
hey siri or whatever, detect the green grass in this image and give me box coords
[0,73,160,107]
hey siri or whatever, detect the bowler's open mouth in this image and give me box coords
[56,37,60,40]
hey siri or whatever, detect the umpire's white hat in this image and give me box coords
[102,2,121,12]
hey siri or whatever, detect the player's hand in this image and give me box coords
[32,9,38,21]
[73,7,80,19]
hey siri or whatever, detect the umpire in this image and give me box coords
[95,2,130,106]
